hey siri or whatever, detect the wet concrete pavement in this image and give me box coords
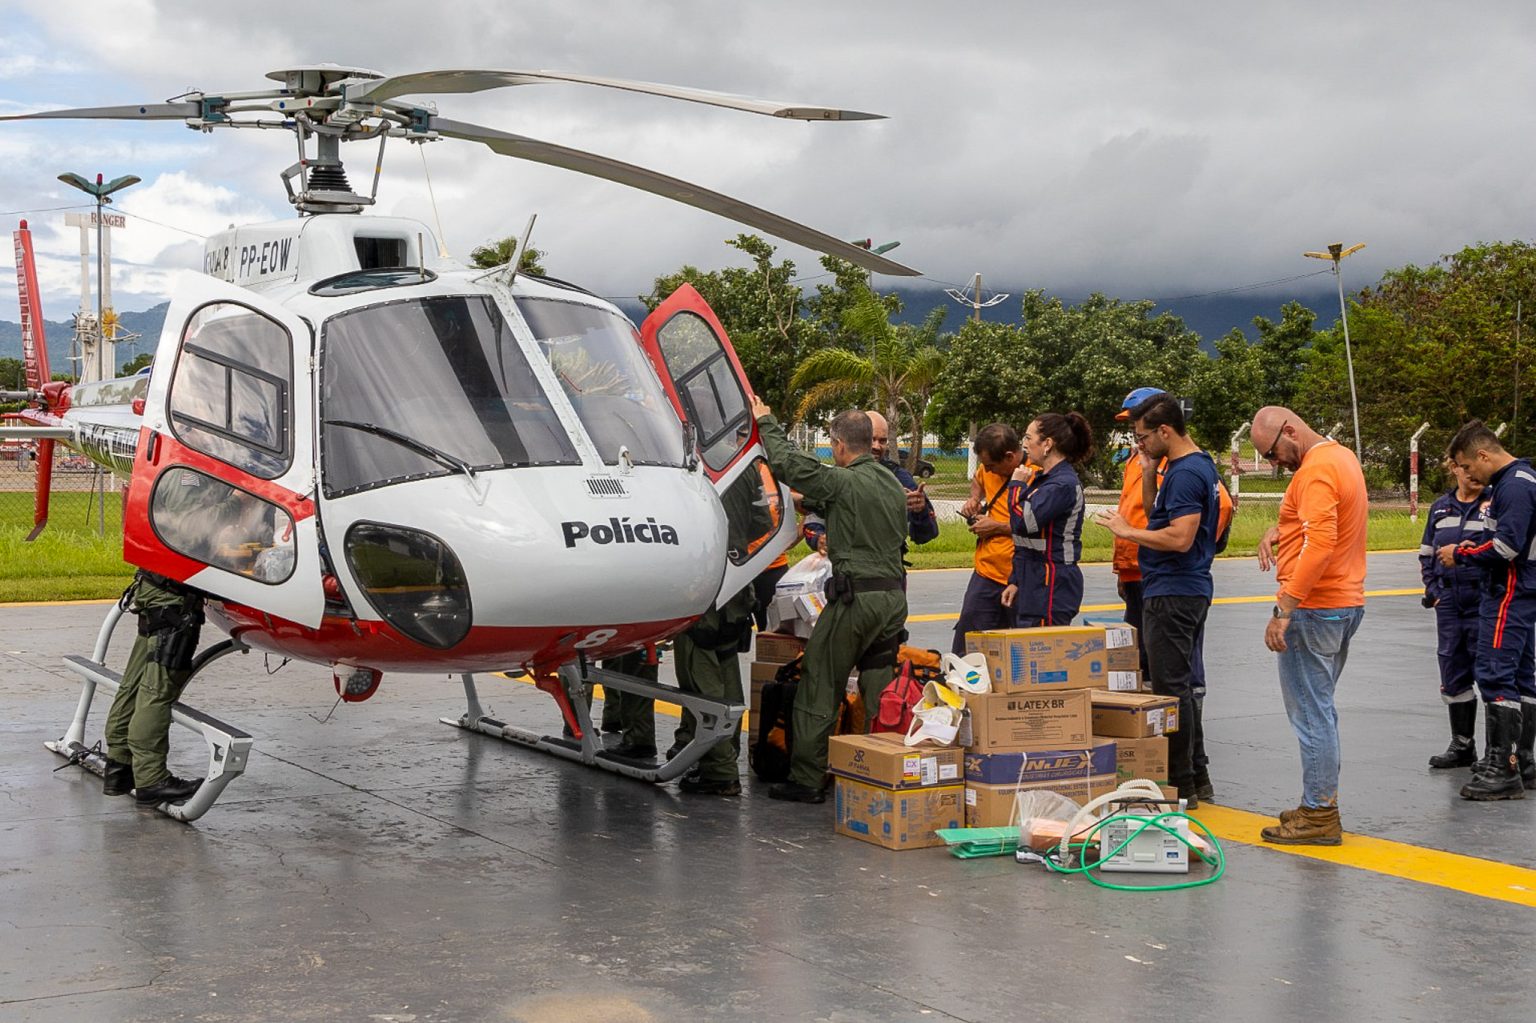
[2,552,1533,1022]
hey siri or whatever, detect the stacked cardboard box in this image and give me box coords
[955,624,1143,826]
[830,733,965,849]
[1091,689,1178,794]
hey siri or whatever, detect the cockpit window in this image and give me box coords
[518,298,686,468]
[319,295,578,497]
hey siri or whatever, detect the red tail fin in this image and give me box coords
[27,438,52,541]
[13,220,53,391]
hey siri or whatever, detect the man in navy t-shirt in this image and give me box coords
[1093,393,1221,806]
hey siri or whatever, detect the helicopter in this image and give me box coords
[1,64,919,820]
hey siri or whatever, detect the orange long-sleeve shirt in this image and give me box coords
[974,466,1015,584]
[1112,456,1151,581]
[1276,440,1368,608]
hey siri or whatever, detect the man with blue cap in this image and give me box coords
[1111,386,1221,802]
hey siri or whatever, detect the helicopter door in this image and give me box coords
[123,275,326,628]
[639,284,796,606]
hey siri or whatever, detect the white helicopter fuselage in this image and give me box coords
[50,215,791,675]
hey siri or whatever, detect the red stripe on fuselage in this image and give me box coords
[208,600,698,675]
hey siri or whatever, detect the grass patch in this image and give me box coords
[0,491,133,601]
[792,504,1422,571]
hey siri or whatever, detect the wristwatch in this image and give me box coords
[1272,605,1291,620]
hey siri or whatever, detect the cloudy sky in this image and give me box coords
[0,0,1532,318]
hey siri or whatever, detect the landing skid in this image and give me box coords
[45,602,253,822]
[441,661,745,783]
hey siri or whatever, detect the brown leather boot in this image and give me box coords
[1261,805,1342,846]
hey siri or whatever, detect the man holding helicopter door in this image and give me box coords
[750,398,910,803]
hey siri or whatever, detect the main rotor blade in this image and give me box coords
[354,70,884,121]
[0,102,202,122]
[427,116,918,276]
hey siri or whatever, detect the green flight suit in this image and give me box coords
[671,463,777,759]
[673,585,756,781]
[103,575,203,789]
[756,415,909,789]
[596,650,656,750]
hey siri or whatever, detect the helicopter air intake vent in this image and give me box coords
[586,477,627,498]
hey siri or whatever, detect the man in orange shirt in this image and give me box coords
[1251,406,1368,845]
[952,423,1023,654]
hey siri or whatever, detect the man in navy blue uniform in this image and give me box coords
[1439,422,1536,800]
[1418,457,1490,769]
[1095,394,1221,806]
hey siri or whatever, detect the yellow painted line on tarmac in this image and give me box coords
[0,597,116,608]
[500,674,1536,906]
[906,587,1423,624]
[1194,804,1536,908]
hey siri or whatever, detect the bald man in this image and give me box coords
[1251,406,1368,844]
[867,411,939,545]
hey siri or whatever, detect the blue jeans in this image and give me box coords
[1276,606,1365,808]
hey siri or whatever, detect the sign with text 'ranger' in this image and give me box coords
[562,517,679,548]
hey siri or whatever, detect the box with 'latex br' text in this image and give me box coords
[962,689,1092,750]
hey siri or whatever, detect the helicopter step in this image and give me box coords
[45,602,255,822]
[441,662,745,784]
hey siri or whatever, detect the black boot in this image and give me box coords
[1429,700,1478,769]
[768,781,826,804]
[1518,703,1536,788]
[1460,703,1525,801]
[1469,708,1499,778]
[102,759,134,797]
[134,775,203,807]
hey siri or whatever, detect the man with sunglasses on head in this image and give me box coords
[1249,406,1368,844]
[1094,394,1221,808]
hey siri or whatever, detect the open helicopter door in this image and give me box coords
[124,275,326,628]
[639,284,796,606]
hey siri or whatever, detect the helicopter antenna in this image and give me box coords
[501,214,537,289]
[418,145,452,258]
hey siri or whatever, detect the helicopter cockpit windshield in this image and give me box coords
[319,295,579,497]
[518,299,686,469]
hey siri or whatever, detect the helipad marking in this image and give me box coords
[906,587,1422,623]
[1193,804,1536,909]
[499,673,1536,907]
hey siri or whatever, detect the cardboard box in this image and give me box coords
[962,689,1092,750]
[755,631,805,665]
[1106,670,1141,693]
[1091,691,1180,737]
[964,625,1143,693]
[1102,624,1141,672]
[829,733,963,790]
[964,774,1119,828]
[1109,734,1169,783]
[963,738,1117,786]
[834,778,964,850]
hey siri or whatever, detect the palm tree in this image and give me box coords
[791,289,947,470]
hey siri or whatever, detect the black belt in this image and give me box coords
[825,573,905,603]
[848,576,905,593]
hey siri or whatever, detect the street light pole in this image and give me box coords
[57,171,140,381]
[1304,242,1366,456]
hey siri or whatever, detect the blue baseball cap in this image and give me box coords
[1116,386,1166,421]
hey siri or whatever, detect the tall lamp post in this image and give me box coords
[58,171,140,381]
[1304,241,1365,456]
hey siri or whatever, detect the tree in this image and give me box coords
[788,290,946,468]
[468,237,547,276]
[929,319,1043,445]
[1251,301,1316,409]
[1294,240,1536,487]
[120,352,153,376]
[1187,328,1262,458]
[643,234,824,418]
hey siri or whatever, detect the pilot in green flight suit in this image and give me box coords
[667,455,778,793]
[752,401,909,803]
[101,571,207,806]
